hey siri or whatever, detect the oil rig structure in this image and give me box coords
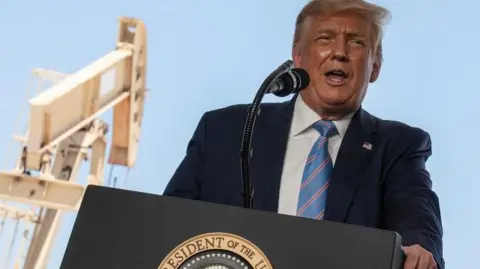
[0,17,147,269]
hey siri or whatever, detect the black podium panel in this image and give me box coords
[60,185,403,269]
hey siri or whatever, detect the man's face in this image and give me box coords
[293,11,380,119]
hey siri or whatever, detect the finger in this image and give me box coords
[403,252,420,269]
[428,256,438,269]
[416,252,431,269]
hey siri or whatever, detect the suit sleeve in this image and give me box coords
[382,130,444,268]
[162,113,208,199]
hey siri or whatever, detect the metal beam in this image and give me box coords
[23,208,62,269]
[22,119,107,269]
[0,204,39,223]
[0,172,85,211]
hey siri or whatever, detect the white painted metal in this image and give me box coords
[0,17,147,269]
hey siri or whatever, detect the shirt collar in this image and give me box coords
[290,94,354,138]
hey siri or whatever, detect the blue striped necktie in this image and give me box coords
[296,120,338,220]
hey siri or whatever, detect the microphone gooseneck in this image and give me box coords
[240,60,309,209]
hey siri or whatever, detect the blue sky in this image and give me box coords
[0,0,478,268]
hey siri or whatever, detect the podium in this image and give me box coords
[60,185,404,269]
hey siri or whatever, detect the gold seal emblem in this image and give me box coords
[158,232,273,269]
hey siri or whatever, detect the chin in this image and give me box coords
[322,101,349,110]
[318,93,351,106]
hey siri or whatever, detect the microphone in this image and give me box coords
[240,60,304,210]
[267,68,310,97]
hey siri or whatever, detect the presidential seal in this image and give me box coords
[158,232,273,269]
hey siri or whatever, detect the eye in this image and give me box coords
[350,39,366,46]
[316,35,333,44]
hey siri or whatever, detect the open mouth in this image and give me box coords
[324,69,349,85]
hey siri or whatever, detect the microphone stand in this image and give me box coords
[240,60,294,209]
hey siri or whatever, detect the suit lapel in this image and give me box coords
[324,108,378,222]
[249,97,296,212]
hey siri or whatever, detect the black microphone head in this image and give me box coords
[273,68,310,97]
[291,68,310,92]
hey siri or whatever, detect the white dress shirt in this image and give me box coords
[277,95,354,216]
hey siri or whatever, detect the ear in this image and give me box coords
[369,61,380,83]
[292,44,302,67]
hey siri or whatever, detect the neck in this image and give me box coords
[317,107,357,120]
[300,96,358,121]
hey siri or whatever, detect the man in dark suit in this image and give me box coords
[163,0,444,268]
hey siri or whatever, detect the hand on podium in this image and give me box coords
[402,245,437,269]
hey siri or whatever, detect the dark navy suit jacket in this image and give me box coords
[163,96,444,268]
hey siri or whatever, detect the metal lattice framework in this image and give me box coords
[0,17,147,269]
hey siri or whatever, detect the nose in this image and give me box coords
[333,51,348,62]
[331,38,349,62]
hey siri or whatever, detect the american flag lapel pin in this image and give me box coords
[362,142,372,150]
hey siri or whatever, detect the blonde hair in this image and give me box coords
[293,0,391,63]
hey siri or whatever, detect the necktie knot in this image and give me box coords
[313,120,338,138]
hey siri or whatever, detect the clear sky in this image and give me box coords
[0,0,477,268]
